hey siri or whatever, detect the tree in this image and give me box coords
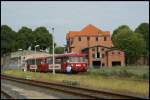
[17,26,33,50]
[135,23,149,64]
[111,25,132,42]
[1,25,17,55]
[112,25,146,65]
[55,46,65,54]
[1,25,55,55]
[135,23,149,42]
[33,27,53,52]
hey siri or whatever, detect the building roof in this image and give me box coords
[66,24,110,39]
[106,48,125,52]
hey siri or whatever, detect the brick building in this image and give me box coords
[66,24,125,67]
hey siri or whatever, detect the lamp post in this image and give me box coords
[35,45,39,72]
[52,27,55,74]
[18,49,22,70]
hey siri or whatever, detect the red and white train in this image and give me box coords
[24,53,88,73]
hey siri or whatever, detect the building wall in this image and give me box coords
[68,35,113,53]
[107,50,125,67]
[67,35,125,68]
[66,24,125,68]
[87,46,110,67]
[82,47,125,67]
[71,36,88,53]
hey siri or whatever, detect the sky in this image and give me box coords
[1,1,149,46]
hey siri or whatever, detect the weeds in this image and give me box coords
[87,66,149,80]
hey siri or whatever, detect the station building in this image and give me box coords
[66,24,125,68]
[1,50,52,70]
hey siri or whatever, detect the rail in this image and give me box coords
[1,74,148,99]
[1,90,15,99]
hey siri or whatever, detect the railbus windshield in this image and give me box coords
[47,57,62,64]
[68,57,86,62]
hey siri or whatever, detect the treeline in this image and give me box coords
[111,23,149,65]
[1,25,65,55]
[1,23,149,65]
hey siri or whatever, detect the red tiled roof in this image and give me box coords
[66,24,110,39]
[66,31,80,39]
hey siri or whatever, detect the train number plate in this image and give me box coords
[30,65,37,69]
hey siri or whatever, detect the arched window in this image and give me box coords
[96,37,98,41]
[104,37,107,41]
[87,37,90,41]
[78,37,81,41]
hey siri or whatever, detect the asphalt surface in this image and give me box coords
[1,79,86,99]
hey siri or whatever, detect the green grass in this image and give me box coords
[1,66,149,97]
[87,66,149,80]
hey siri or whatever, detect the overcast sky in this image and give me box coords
[1,1,149,46]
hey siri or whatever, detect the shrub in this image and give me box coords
[142,73,149,80]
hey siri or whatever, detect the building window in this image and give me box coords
[101,48,104,51]
[96,37,98,41]
[102,63,105,66]
[92,48,95,51]
[97,52,100,58]
[104,37,107,41]
[78,37,81,41]
[92,53,95,58]
[87,37,90,41]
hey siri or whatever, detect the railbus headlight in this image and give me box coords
[71,64,74,66]
[83,64,86,67]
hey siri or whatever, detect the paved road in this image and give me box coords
[1,79,85,99]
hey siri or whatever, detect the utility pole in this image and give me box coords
[35,45,39,72]
[18,49,22,70]
[52,27,55,74]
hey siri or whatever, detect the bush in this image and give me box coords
[87,66,149,80]
[142,73,149,80]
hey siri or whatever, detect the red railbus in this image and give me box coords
[25,53,88,73]
[55,53,88,73]
[26,57,49,72]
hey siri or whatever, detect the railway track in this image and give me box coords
[1,74,148,99]
[1,90,14,99]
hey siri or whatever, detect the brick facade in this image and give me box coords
[66,24,125,67]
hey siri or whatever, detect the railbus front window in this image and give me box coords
[55,58,61,64]
[47,58,53,64]
[69,57,86,62]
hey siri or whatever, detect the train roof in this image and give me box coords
[56,53,87,57]
[26,57,49,60]
[26,53,86,60]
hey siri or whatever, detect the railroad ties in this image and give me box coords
[1,74,148,99]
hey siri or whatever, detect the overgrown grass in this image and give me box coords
[1,66,149,97]
[87,66,149,80]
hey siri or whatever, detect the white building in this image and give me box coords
[5,50,52,70]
